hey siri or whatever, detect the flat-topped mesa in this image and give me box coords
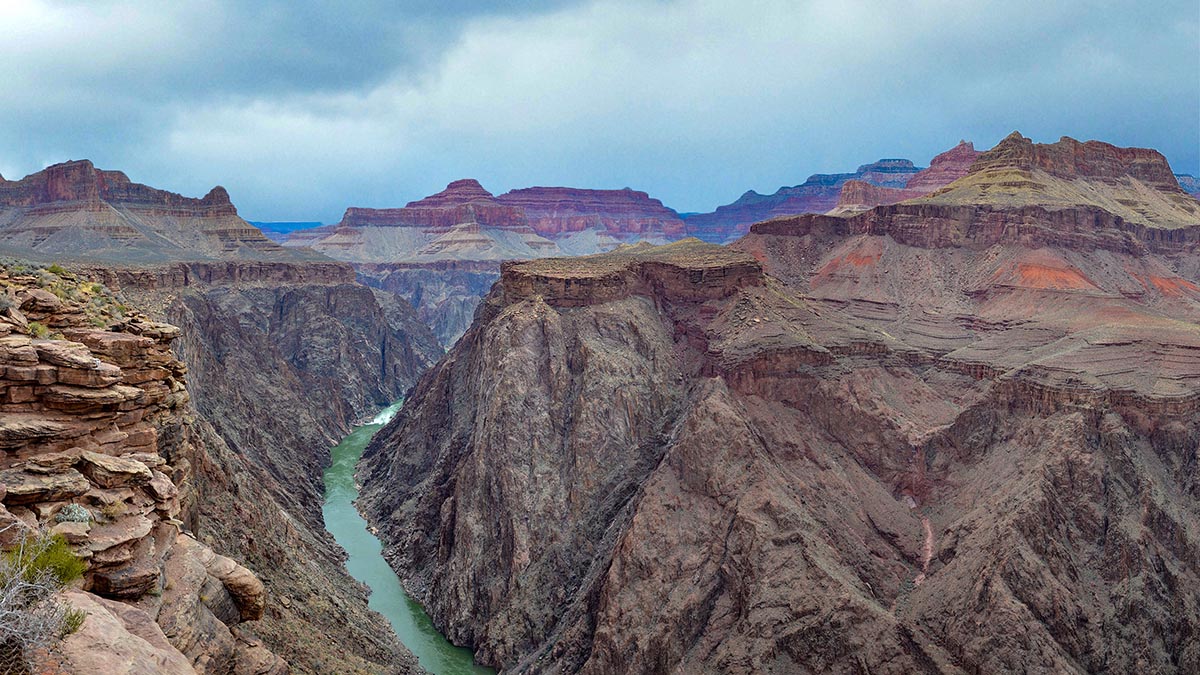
[912,133,1200,229]
[497,186,686,239]
[0,160,309,263]
[830,141,981,215]
[500,238,763,307]
[337,178,529,231]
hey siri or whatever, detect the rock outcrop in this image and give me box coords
[287,180,689,345]
[99,259,439,674]
[683,158,924,243]
[0,158,442,673]
[0,160,318,263]
[0,263,285,673]
[359,135,1200,674]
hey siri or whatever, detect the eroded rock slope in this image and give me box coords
[360,135,1200,674]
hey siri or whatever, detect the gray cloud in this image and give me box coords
[0,0,1195,221]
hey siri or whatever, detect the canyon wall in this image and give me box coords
[0,264,287,673]
[0,160,443,673]
[359,136,1200,673]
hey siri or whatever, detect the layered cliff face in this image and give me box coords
[683,158,924,243]
[99,260,440,674]
[355,261,500,346]
[0,161,318,263]
[914,132,1200,227]
[830,141,980,215]
[288,179,688,345]
[1,159,443,673]
[0,263,285,673]
[359,136,1200,674]
[496,187,685,241]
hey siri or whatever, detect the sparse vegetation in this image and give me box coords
[26,322,48,339]
[98,501,127,521]
[0,529,89,673]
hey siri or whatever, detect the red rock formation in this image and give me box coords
[358,135,1200,674]
[831,141,980,214]
[975,132,1179,185]
[497,186,685,239]
[0,160,303,262]
[338,179,528,232]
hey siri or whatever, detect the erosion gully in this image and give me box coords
[322,401,493,674]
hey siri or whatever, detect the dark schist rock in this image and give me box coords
[110,261,437,674]
[359,135,1200,674]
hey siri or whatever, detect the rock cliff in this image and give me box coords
[0,161,318,263]
[287,180,688,345]
[0,159,443,673]
[98,259,440,674]
[359,136,1200,673]
[496,187,685,240]
[0,263,285,673]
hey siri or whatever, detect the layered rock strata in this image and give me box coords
[359,136,1200,673]
[0,160,319,263]
[99,260,440,674]
[0,265,285,673]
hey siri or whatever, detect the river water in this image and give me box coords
[322,402,493,674]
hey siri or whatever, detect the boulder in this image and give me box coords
[79,451,153,488]
[58,590,195,674]
[0,467,90,504]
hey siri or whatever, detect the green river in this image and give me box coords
[322,401,493,674]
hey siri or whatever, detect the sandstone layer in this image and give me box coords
[286,180,688,345]
[0,263,285,673]
[1,158,442,673]
[360,135,1200,674]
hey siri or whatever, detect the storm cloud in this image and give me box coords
[2,0,1196,221]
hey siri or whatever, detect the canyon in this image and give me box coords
[358,133,1200,673]
[0,162,441,674]
[286,179,687,345]
[2,131,1198,674]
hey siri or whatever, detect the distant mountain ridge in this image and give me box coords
[0,160,323,263]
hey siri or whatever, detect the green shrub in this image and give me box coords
[26,322,48,339]
[0,529,90,669]
[45,264,69,278]
[4,533,85,587]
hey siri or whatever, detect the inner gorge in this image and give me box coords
[0,5,1196,672]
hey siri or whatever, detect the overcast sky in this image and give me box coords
[1,0,1197,222]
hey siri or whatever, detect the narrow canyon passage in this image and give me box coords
[322,402,494,674]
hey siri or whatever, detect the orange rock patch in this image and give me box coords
[1148,275,1199,297]
[1014,263,1097,290]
